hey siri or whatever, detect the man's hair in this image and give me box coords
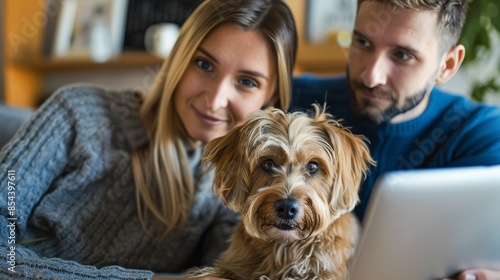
[358,0,468,52]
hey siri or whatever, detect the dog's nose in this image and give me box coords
[274,199,300,220]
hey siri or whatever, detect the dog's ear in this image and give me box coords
[312,104,376,216]
[329,126,375,214]
[202,123,251,213]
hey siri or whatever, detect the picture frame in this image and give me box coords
[52,0,128,59]
[305,0,356,44]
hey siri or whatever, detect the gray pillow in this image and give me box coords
[0,104,33,150]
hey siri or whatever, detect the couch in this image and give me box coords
[0,103,33,150]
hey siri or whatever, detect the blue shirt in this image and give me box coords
[292,75,500,221]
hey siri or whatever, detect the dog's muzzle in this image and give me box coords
[274,198,300,230]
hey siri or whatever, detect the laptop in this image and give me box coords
[348,165,500,280]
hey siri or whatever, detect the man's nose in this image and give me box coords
[360,53,388,88]
[205,79,231,111]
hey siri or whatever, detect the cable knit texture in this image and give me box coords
[0,85,239,279]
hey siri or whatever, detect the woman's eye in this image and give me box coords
[306,162,319,175]
[196,59,213,72]
[238,79,258,88]
[262,159,276,172]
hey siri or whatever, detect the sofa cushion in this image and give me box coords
[0,104,33,150]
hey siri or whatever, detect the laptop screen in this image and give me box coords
[348,166,500,280]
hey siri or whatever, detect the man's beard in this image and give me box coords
[347,70,433,125]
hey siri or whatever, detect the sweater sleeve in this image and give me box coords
[199,203,240,266]
[0,87,153,279]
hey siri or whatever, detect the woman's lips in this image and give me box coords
[193,108,227,126]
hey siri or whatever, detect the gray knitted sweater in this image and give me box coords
[0,85,239,279]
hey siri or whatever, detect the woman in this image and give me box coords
[0,0,297,279]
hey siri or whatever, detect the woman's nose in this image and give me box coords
[205,79,231,111]
[360,54,389,88]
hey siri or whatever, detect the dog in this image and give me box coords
[186,104,375,280]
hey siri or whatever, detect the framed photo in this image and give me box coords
[305,0,357,44]
[52,0,128,59]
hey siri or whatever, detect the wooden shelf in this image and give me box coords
[3,0,348,108]
[286,0,348,75]
[9,52,165,72]
[2,0,168,107]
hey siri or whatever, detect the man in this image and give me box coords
[292,1,500,279]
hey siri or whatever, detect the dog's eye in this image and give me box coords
[262,159,276,172]
[306,162,319,175]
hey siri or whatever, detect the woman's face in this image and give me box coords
[174,24,277,144]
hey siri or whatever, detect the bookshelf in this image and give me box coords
[12,52,164,72]
[3,0,43,107]
[2,0,348,108]
[2,0,165,108]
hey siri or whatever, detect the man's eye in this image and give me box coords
[239,79,258,88]
[262,159,276,172]
[196,59,213,71]
[394,51,413,61]
[354,37,370,48]
[306,162,319,175]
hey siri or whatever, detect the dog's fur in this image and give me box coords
[186,105,375,280]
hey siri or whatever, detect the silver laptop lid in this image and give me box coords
[349,165,500,280]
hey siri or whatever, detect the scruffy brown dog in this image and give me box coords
[186,105,375,280]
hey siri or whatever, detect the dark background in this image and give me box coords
[122,0,203,51]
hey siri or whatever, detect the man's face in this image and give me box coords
[347,1,442,125]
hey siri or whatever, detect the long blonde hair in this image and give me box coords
[132,0,297,238]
